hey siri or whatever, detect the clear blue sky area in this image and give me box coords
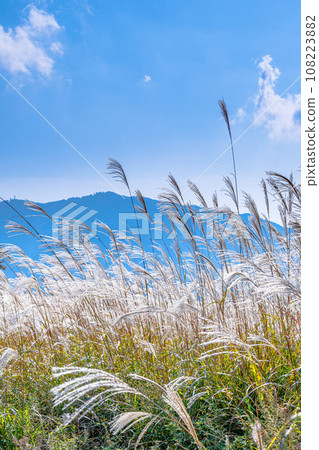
[0,0,300,210]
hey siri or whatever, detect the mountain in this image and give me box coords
[0,192,284,270]
[0,191,160,261]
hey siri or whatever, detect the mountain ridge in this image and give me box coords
[0,191,283,263]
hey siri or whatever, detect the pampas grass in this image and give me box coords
[0,168,300,448]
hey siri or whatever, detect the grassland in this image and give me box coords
[0,167,300,449]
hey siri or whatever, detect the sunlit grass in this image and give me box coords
[0,169,300,449]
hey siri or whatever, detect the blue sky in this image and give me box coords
[0,0,300,211]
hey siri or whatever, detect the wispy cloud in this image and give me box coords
[0,5,63,77]
[254,55,300,140]
[232,55,300,141]
[143,74,151,83]
[50,41,63,55]
[230,106,246,125]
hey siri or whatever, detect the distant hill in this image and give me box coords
[0,191,160,261]
[0,191,284,267]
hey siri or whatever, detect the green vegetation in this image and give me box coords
[0,167,300,449]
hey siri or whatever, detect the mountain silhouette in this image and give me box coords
[0,191,283,266]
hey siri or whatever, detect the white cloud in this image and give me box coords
[0,5,62,77]
[28,6,60,34]
[254,55,300,140]
[50,41,63,55]
[231,106,246,125]
[143,74,151,83]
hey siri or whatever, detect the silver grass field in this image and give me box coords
[0,164,300,448]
